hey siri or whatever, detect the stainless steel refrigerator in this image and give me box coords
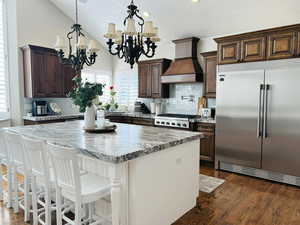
[216,58,300,177]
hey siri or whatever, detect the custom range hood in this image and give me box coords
[161,37,203,83]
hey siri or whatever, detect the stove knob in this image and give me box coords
[183,124,187,127]
[177,123,181,127]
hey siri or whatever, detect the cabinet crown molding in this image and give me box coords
[214,23,300,43]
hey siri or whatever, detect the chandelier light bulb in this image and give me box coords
[88,40,100,53]
[115,30,123,45]
[77,36,87,49]
[143,21,155,37]
[125,18,137,35]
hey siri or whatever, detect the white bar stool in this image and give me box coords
[47,142,112,225]
[22,135,55,225]
[4,131,32,222]
[0,130,13,207]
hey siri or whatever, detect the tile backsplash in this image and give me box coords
[24,98,80,115]
[141,83,216,115]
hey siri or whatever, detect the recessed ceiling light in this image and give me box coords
[192,0,200,2]
[143,11,150,18]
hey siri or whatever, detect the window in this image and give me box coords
[81,69,112,103]
[0,0,8,116]
[114,70,138,107]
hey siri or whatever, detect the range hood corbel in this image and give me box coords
[161,37,203,84]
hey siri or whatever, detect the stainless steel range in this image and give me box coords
[155,114,200,129]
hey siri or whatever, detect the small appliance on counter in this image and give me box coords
[201,108,211,119]
[32,100,48,116]
[134,101,151,114]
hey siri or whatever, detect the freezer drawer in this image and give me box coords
[216,70,265,168]
[262,67,300,177]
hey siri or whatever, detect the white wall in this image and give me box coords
[7,0,113,125]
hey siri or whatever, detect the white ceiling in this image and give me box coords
[50,0,300,45]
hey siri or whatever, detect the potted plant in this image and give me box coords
[68,75,104,128]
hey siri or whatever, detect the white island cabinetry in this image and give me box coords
[8,121,201,225]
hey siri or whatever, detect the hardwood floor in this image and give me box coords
[173,163,300,225]
[1,164,300,225]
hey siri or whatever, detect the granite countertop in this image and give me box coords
[7,120,202,164]
[23,114,83,121]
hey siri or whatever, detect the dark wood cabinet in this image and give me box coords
[201,51,217,98]
[106,116,154,126]
[215,24,300,65]
[297,31,300,56]
[218,41,241,64]
[267,32,296,60]
[138,59,171,98]
[22,45,76,98]
[138,63,150,98]
[242,36,266,62]
[196,123,215,162]
[62,64,77,96]
[45,52,63,97]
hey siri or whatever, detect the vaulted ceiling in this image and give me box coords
[50,0,300,45]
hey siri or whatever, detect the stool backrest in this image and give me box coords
[4,131,27,169]
[47,143,81,194]
[0,130,9,160]
[21,135,49,178]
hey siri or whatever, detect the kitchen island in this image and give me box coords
[7,120,202,225]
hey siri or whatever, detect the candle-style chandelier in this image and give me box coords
[54,0,100,73]
[104,0,160,68]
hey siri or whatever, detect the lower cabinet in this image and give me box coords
[196,123,215,162]
[106,116,154,126]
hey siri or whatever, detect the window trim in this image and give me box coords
[0,0,10,118]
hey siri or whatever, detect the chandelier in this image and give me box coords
[104,0,160,68]
[54,0,100,73]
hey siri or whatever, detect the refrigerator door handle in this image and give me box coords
[263,84,270,138]
[257,84,264,138]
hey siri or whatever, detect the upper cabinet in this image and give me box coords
[267,32,296,60]
[201,51,217,98]
[138,59,171,98]
[218,41,241,64]
[215,24,300,65]
[22,45,77,98]
[241,36,266,62]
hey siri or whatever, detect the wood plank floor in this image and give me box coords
[173,163,300,225]
[1,164,300,225]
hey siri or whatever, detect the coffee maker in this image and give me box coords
[32,100,48,116]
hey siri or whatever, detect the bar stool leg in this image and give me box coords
[45,186,52,225]
[13,167,19,213]
[0,163,3,201]
[56,186,63,225]
[6,165,12,208]
[24,174,30,222]
[31,176,39,225]
[75,199,82,225]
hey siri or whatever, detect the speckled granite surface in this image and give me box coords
[23,114,83,121]
[7,120,202,164]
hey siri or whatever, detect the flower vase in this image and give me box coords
[84,106,96,129]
